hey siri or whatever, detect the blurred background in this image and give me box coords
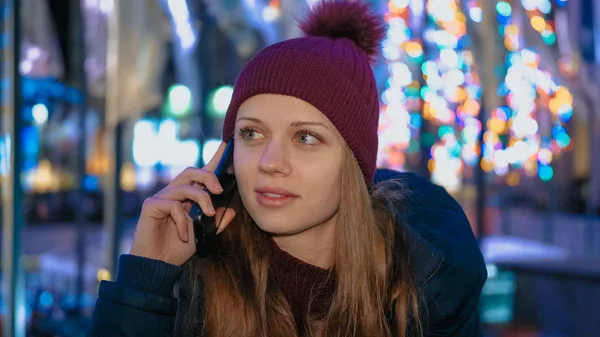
[0,0,598,336]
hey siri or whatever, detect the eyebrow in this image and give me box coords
[236,117,330,130]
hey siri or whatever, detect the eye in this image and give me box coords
[295,130,321,145]
[239,127,265,141]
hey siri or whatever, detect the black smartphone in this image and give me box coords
[190,139,237,258]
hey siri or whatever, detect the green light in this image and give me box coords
[438,125,454,138]
[406,87,420,98]
[496,2,512,17]
[538,165,553,181]
[167,84,192,116]
[541,30,556,45]
[407,140,420,154]
[408,53,423,64]
[208,85,234,118]
[498,25,506,36]
[451,143,461,157]
[421,132,436,147]
[556,133,571,148]
[422,61,437,77]
[420,86,433,100]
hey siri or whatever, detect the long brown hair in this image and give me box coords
[176,146,421,337]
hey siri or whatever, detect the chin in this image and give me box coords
[253,218,308,236]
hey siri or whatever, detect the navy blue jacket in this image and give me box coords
[88,170,487,336]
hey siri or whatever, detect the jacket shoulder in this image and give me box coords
[374,169,484,266]
[374,169,487,336]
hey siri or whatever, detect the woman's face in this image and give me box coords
[233,94,344,237]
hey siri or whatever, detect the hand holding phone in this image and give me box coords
[190,140,237,258]
[129,141,237,266]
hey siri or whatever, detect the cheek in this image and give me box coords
[294,154,343,214]
[303,171,341,213]
[233,148,255,191]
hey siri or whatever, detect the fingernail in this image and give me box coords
[216,225,224,235]
[184,232,189,242]
[209,205,216,215]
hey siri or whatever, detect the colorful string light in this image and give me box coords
[479,0,573,184]
[378,0,573,189]
[377,0,422,172]
[422,0,482,191]
[379,0,482,192]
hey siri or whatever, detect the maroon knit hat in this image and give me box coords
[222,0,385,184]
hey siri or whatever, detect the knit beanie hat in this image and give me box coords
[222,0,385,184]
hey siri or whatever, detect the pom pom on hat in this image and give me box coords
[300,0,386,60]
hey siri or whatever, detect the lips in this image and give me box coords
[255,187,298,197]
[255,186,298,208]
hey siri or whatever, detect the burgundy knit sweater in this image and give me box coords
[267,238,336,333]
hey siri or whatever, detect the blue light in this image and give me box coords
[40,291,54,308]
[558,108,573,123]
[497,15,511,27]
[410,114,423,128]
[83,175,100,191]
[497,83,510,96]
[21,126,39,157]
[554,0,567,7]
[552,125,566,138]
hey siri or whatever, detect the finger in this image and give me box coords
[169,167,223,195]
[157,186,216,216]
[216,207,237,235]
[214,207,226,225]
[204,141,228,172]
[170,201,191,242]
[144,198,190,242]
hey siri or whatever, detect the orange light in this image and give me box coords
[389,1,407,15]
[428,159,436,172]
[481,159,494,172]
[506,172,520,186]
[504,38,519,52]
[445,20,466,37]
[483,131,500,144]
[405,41,423,58]
[505,24,519,36]
[530,16,545,32]
[269,0,279,9]
[488,118,507,135]
[524,159,537,176]
[462,99,480,116]
[455,87,467,103]
[423,103,433,120]
[388,150,406,166]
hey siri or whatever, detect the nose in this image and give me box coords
[258,140,291,176]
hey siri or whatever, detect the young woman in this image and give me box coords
[88,1,487,336]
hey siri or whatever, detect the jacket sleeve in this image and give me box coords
[420,253,486,337]
[87,255,183,337]
[406,180,487,337]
